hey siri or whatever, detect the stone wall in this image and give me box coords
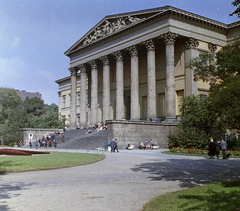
[106,120,179,149]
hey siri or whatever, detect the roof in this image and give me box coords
[64,6,240,57]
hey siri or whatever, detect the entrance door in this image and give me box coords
[124,90,131,120]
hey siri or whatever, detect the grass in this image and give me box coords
[163,147,240,158]
[0,151,105,173]
[143,181,240,211]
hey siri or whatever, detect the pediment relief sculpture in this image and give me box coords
[83,16,145,46]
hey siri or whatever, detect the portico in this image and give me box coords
[63,6,239,131]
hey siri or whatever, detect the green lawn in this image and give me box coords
[0,151,105,173]
[143,181,240,211]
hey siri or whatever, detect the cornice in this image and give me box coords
[65,6,238,57]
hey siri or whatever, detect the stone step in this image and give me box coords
[57,129,108,150]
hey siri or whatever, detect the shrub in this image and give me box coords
[168,128,209,149]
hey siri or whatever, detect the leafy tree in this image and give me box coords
[168,95,213,149]
[0,88,63,146]
[0,104,25,146]
[230,0,240,17]
[179,95,217,134]
[0,88,22,124]
[188,38,240,132]
[23,96,45,116]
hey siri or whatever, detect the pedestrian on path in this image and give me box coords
[220,139,228,159]
[104,139,109,151]
[114,139,119,152]
[110,139,114,152]
[53,140,57,149]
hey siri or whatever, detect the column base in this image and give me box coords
[69,125,77,130]
[164,117,177,122]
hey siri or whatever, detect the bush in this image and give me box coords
[225,136,240,151]
[168,128,209,149]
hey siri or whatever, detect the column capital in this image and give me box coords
[143,39,155,50]
[161,32,178,44]
[127,45,138,56]
[77,64,87,73]
[88,60,97,68]
[208,42,217,52]
[185,37,199,50]
[69,67,78,76]
[100,55,110,65]
[113,50,123,60]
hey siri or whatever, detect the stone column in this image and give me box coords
[162,32,178,121]
[78,64,87,128]
[89,60,98,126]
[128,45,139,120]
[113,51,124,120]
[185,38,199,96]
[100,56,110,122]
[144,39,156,120]
[69,67,78,129]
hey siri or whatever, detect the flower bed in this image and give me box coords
[0,148,50,156]
[169,147,240,157]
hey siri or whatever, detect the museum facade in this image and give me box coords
[57,6,240,146]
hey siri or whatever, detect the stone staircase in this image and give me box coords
[56,129,108,150]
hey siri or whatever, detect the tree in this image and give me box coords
[23,96,45,116]
[168,95,213,149]
[187,38,240,131]
[230,0,240,17]
[0,88,63,146]
[0,88,22,124]
[179,95,217,134]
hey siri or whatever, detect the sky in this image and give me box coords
[0,0,239,105]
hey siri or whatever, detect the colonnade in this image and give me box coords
[68,32,204,129]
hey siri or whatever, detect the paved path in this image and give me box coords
[1,149,240,211]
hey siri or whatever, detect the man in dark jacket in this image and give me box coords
[208,138,216,159]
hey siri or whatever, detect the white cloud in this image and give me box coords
[11,37,21,48]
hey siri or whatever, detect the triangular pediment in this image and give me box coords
[65,6,229,56]
[65,6,170,55]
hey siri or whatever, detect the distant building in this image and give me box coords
[16,90,43,101]
[55,74,89,127]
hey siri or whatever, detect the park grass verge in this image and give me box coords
[142,181,240,211]
[0,151,105,173]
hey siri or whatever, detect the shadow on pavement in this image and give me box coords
[131,157,240,188]
[0,179,35,210]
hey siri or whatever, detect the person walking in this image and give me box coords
[35,139,38,149]
[104,139,109,151]
[53,140,57,150]
[208,138,216,159]
[110,139,114,152]
[220,139,228,159]
[216,139,221,159]
[114,138,119,152]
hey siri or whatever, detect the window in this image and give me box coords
[77,93,80,106]
[62,96,66,108]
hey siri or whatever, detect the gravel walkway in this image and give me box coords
[1,149,240,211]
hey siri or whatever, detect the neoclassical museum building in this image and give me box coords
[56,6,240,147]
